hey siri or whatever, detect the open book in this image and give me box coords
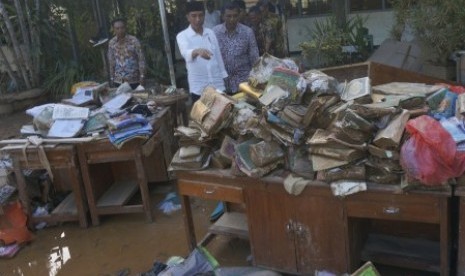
[52,105,89,120]
[48,119,85,138]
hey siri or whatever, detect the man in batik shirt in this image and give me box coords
[248,6,265,55]
[213,2,259,94]
[257,0,285,58]
[108,18,146,89]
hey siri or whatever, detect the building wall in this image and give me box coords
[287,15,328,53]
[348,10,395,46]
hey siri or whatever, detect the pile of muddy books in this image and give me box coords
[170,54,465,194]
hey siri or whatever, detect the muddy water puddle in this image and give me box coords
[2,196,249,276]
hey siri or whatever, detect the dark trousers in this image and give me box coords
[114,82,140,90]
[190,93,201,104]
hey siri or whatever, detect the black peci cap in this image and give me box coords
[186,1,204,13]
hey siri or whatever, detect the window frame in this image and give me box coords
[348,0,392,13]
[286,0,393,18]
[287,0,334,18]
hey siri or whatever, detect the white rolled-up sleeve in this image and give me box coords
[176,32,194,63]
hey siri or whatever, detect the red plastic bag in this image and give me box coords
[400,115,465,185]
[0,201,33,245]
[436,83,465,94]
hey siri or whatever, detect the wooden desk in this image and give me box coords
[345,186,451,276]
[177,170,247,251]
[177,170,452,275]
[77,107,172,226]
[2,144,88,228]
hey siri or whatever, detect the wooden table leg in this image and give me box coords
[181,194,196,251]
[458,197,465,275]
[12,158,32,228]
[77,145,100,226]
[180,102,188,127]
[440,198,450,276]
[135,151,152,223]
[68,166,88,228]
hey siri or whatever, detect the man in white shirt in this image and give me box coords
[204,0,221,29]
[177,1,228,102]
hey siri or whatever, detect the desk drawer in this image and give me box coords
[14,149,77,169]
[346,194,441,224]
[178,181,244,203]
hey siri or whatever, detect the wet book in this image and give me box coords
[235,140,257,172]
[83,113,109,134]
[48,119,85,138]
[107,113,147,130]
[340,77,371,102]
[52,105,89,120]
[0,184,16,205]
[0,243,21,258]
[108,123,152,141]
[373,109,410,148]
[309,146,366,162]
[170,147,210,170]
[249,140,284,167]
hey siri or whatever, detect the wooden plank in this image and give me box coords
[361,234,440,273]
[97,180,138,207]
[178,180,244,204]
[369,62,453,86]
[52,193,77,215]
[439,198,450,276]
[455,185,465,197]
[209,212,249,239]
[181,195,197,251]
[96,205,144,215]
[86,150,136,164]
[320,62,369,82]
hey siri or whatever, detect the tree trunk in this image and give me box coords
[91,0,99,27]
[66,15,80,63]
[91,0,109,38]
[13,0,35,87]
[24,0,40,85]
[0,0,32,89]
[332,0,347,29]
[0,45,19,92]
[0,24,10,45]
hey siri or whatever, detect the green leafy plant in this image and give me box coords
[42,60,89,101]
[299,17,345,68]
[299,15,371,68]
[345,15,372,61]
